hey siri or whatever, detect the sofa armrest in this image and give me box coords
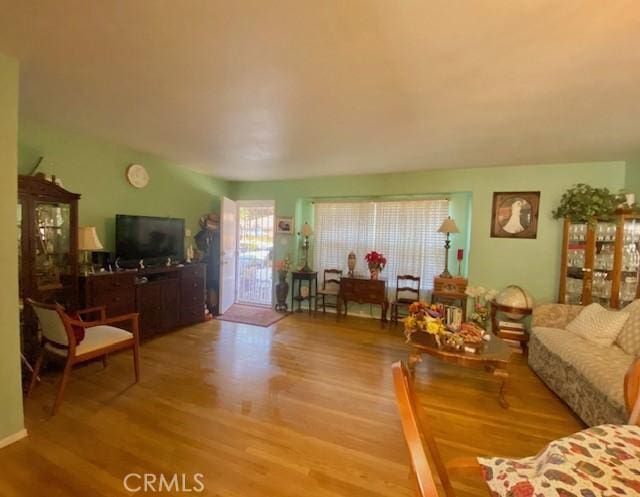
[531,303,583,329]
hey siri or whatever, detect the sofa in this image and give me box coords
[529,302,640,426]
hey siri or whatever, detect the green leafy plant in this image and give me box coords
[552,184,626,223]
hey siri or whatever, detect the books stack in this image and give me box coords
[497,320,527,351]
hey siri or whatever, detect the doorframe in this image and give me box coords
[235,200,276,307]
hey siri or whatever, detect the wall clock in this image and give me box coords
[126,164,150,188]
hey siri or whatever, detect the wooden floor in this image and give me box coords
[0,313,583,496]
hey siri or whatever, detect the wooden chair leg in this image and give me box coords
[52,358,73,415]
[102,354,108,368]
[133,342,140,383]
[27,350,45,398]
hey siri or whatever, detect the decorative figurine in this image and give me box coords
[348,252,356,276]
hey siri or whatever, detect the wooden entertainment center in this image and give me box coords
[79,263,206,339]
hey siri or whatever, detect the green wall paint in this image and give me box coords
[625,160,640,199]
[231,162,626,304]
[18,120,231,253]
[0,54,24,441]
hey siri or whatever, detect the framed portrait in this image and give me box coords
[490,191,540,239]
[276,216,294,234]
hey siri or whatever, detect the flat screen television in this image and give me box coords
[116,214,185,262]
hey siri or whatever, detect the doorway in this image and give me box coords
[235,201,275,306]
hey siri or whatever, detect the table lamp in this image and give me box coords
[78,226,103,275]
[437,217,459,278]
[299,222,314,272]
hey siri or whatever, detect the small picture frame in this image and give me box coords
[490,191,540,239]
[276,216,294,234]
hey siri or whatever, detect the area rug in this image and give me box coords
[217,304,288,327]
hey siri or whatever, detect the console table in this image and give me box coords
[337,276,388,326]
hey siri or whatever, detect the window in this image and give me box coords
[313,199,449,292]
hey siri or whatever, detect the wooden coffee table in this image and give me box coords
[407,332,513,408]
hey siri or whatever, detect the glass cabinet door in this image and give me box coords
[591,222,616,306]
[618,218,640,306]
[34,202,71,292]
[565,222,588,304]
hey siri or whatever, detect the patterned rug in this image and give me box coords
[217,304,289,328]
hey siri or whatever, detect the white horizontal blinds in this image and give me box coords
[314,202,375,278]
[314,199,449,292]
[374,199,448,292]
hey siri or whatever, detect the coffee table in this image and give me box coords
[407,332,513,408]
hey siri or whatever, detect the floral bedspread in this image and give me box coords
[478,425,640,497]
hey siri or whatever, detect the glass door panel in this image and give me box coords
[619,219,640,306]
[592,222,616,306]
[565,222,588,304]
[34,202,71,292]
[236,202,275,306]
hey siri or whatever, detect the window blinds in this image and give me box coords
[313,199,449,291]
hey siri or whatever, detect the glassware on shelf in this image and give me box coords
[620,277,638,303]
[622,243,640,272]
[594,244,614,271]
[34,202,71,291]
[569,223,588,242]
[568,249,586,268]
[565,277,584,304]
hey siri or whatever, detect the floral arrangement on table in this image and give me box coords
[465,286,498,329]
[404,301,489,350]
[404,302,448,347]
[275,256,291,281]
[364,251,387,279]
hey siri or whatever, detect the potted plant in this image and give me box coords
[552,183,626,223]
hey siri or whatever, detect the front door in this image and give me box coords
[236,201,275,306]
[219,197,237,314]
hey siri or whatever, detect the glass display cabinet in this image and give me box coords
[18,173,80,361]
[559,212,640,309]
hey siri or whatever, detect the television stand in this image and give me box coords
[79,263,206,339]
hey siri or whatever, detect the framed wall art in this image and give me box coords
[276,216,294,234]
[490,191,540,239]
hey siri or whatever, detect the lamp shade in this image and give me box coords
[437,217,460,234]
[78,226,103,251]
[300,222,313,237]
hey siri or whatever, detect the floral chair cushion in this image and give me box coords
[478,424,640,497]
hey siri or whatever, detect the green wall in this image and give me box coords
[0,54,24,442]
[231,162,626,304]
[625,160,640,199]
[18,120,231,253]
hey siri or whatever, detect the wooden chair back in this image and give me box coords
[27,299,73,348]
[322,269,342,293]
[625,357,640,425]
[392,361,456,497]
[396,275,421,303]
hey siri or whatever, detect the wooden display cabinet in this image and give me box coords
[18,174,80,362]
[559,211,640,309]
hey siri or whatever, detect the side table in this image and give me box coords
[291,271,318,314]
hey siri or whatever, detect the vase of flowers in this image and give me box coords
[365,251,387,279]
[404,302,447,348]
[274,257,291,312]
[464,286,498,329]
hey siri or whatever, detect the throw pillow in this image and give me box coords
[65,310,86,345]
[616,299,640,356]
[565,303,629,347]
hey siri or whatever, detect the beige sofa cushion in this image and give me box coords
[532,326,633,410]
[565,303,629,347]
[616,299,640,357]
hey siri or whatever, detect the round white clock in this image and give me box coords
[126,164,150,188]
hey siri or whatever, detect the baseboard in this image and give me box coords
[0,428,27,449]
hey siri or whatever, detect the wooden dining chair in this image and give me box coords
[392,359,640,497]
[390,275,421,325]
[27,299,140,415]
[315,268,342,314]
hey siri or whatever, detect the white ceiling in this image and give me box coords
[0,1,639,180]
